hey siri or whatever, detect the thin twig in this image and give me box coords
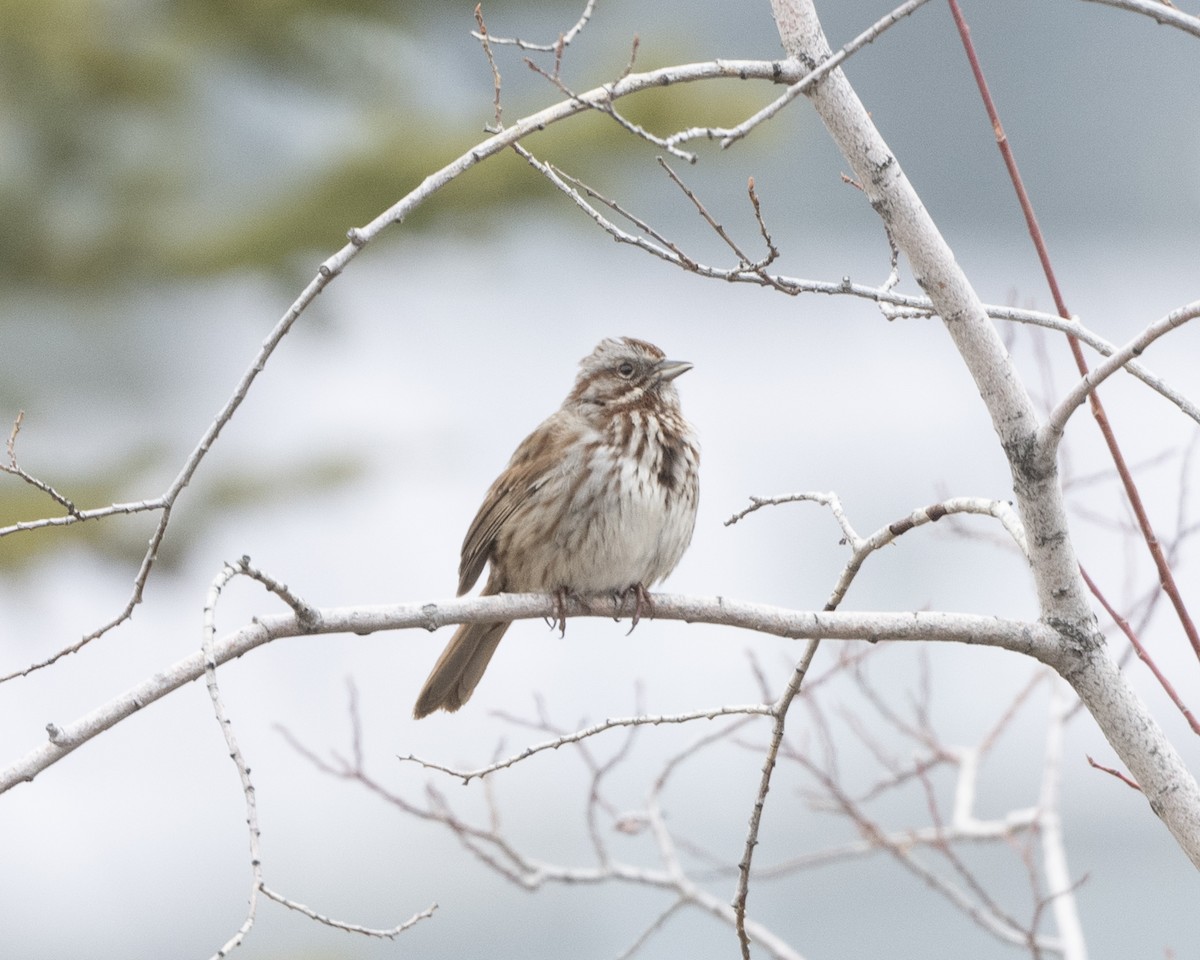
[1077,0,1200,37]
[512,134,1199,423]
[667,0,936,151]
[614,900,686,960]
[523,58,699,162]
[401,704,774,784]
[202,561,264,957]
[1043,300,1200,445]
[657,157,757,264]
[2,268,335,679]
[655,159,790,292]
[474,4,503,131]
[259,887,436,938]
[1,410,80,516]
[746,177,780,264]
[233,556,323,631]
[1079,565,1200,735]
[796,733,1059,951]
[200,561,433,956]
[733,639,820,960]
[1085,755,1142,792]
[469,0,599,52]
[728,488,1029,956]
[729,492,1029,611]
[914,763,1028,936]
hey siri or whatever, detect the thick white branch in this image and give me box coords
[0,594,1058,794]
[769,0,1200,870]
[772,0,1084,617]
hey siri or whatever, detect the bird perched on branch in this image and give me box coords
[413,336,700,718]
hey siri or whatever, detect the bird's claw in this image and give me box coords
[621,583,654,635]
[549,587,569,637]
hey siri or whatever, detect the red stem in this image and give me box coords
[947,0,1200,665]
[1080,565,1200,735]
[1086,755,1142,792]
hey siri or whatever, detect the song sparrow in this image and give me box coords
[412,336,700,718]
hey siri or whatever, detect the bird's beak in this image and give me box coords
[655,359,693,382]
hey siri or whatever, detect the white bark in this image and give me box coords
[768,0,1200,869]
[0,594,1059,794]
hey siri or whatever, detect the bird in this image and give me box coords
[412,336,700,718]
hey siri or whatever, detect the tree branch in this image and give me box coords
[1078,0,1200,38]
[0,55,804,682]
[768,0,1200,869]
[2,592,1060,795]
[667,0,936,152]
[1042,300,1200,447]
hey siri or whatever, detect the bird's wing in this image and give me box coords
[457,416,569,595]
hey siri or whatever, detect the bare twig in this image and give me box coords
[793,730,1061,952]
[746,177,780,263]
[728,492,1029,611]
[2,411,80,516]
[913,762,1029,937]
[657,157,759,265]
[726,491,857,538]
[667,0,937,151]
[510,143,700,267]
[654,159,791,292]
[1079,566,1200,735]
[291,695,804,959]
[469,0,599,52]
[979,668,1051,756]
[733,639,820,960]
[474,4,503,131]
[1085,755,1142,792]
[1077,0,1200,37]
[401,704,774,784]
[259,888,436,939]
[1,495,168,539]
[1,267,336,678]
[522,58,701,163]
[727,489,1031,956]
[202,561,265,957]
[1043,300,1200,446]
[200,562,435,956]
[507,138,1200,421]
[615,901,686,960]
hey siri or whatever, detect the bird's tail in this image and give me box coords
[412,619,510,718]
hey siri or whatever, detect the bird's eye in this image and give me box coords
[617,362,635,378]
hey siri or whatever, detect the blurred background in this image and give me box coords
[1,0,1198,956]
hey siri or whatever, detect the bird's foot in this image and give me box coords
[549,587,587,637]
[617,583,654,635]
